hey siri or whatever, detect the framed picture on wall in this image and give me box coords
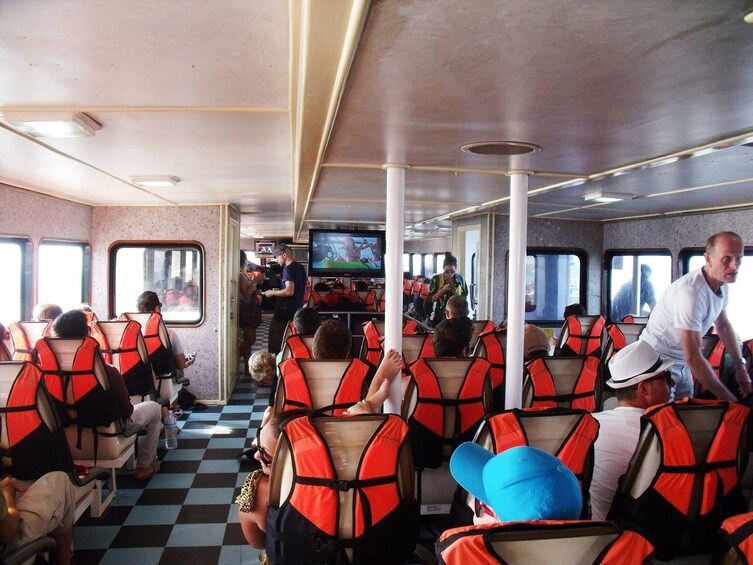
[256,241,275,256]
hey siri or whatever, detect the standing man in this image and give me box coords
[640,231,751,401]
[263,244,307,354]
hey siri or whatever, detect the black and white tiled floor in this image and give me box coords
[73,321,270,565]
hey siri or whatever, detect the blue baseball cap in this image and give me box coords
[450,443,582,521]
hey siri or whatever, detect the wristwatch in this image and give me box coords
[733,357,747,367]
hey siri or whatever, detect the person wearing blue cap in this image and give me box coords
[590,339,674,520]
[450,443,582,522]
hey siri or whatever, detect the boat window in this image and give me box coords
[605,250,671,323]
[110,243,203,324]
[0,238,30,326]
[38,240,89,313]
[521,249,587,324]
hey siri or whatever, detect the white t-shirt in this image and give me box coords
[590,406,644,520]
[641,269,727,361]
[168,328,184,355]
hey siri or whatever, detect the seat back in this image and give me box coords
[89,320,156,402]
[436,521,654,565]
[355,289,377,311]
[280,320,297,346]
[275,358,370,415]
[0,338,11,361]
[402,357,492,514]
[622,315,649,324]
[360,320,386,366]
[0,361,73,480]
[601,322,646,365]
[119,312,175,374]
[714,512,753,565]
[556,315,606,357]
[8,321,51,362]
[467,408,599,522]
[693,334,731,399]
[611,399,752,560]
[523,356,601,412]
[279,334,315,362]
[266,413,418,564]
[472,329,506,409]
[469,320,494,352]
[35,337,134,461]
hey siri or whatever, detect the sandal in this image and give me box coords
[133,462,160,481]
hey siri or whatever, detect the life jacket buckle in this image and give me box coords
[331,479,353,492]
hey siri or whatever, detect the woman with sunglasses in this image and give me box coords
[235,349,402,557]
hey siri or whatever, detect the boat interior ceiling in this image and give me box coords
[2,1,753,243]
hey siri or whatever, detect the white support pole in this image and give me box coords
[505,171,531,409]
[384,165,407,414]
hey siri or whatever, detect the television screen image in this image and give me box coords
[309,229,385,277]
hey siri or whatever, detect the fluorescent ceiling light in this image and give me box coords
[583,191,634,203]
[130,176,181,188]
[2,112,102,137]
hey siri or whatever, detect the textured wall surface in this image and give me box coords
[0,184,92,310]
[91,206,222,401]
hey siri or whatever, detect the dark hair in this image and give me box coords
[442,252,458,268]
[52,309,89,338]
[137,291,161,313]
[293,307,321,335]
[403,271,413,280]
[312,319,352,359]
[354,280,369,292]
[563,303,586,318]
[313,282,329,291]
[240,250,248,268]
[266,409,312,441]
[433,318,473,357]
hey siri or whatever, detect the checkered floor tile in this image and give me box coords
[72,319,271,565]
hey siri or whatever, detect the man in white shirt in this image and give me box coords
[590,340,674,520]
[640,231,750,401]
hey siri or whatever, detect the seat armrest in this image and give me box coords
[0,536,56,565]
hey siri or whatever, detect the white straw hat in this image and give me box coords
[606,340,674,389]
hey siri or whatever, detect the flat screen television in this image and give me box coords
[308,228,386,278]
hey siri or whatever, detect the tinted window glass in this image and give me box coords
[523,250,586,323]
[38,241,88,312]
[607,252,671,322]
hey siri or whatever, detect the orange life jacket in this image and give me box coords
[36,337,121,454]
[140,312,176,375]
[8,321,52,362]
[525,356,601,412]
[696,338,727,398]
[362,320,423,367]
[403,279,413,297]
[0,362,73,481]
[277,358,370,415]
[718,512,753,565]
[475,329,505,389]
[610,399,750,559]
[283,334,313,359]
[561,315,605,356]
[605,323,628,353]
[265,414,418,564]
[405,357,491,469]
[359,289,377,312]
[308,290,322,307]
[89,321,154,398]
[437,521,654,565]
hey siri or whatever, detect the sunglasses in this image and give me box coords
[647,371,674,387]
[255,426,273,466]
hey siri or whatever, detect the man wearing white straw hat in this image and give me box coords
[590,340,675,520]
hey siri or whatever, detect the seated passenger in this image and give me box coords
[136,291,195,371]
[589,340,674,520]
[32,303,62,322]
[563,303,587,319]
[524,323,551,361]
[445,295,470,320]
[236,349,402,555]
[249,350,276,387]
[0,471,75,565]
[53,309,163,481]
[433,317,474,358]
[450,443,582,521]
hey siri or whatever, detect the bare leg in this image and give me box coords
[240,327,256,375]
[53,526,73,565]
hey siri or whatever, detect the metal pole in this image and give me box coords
[505,171,531,409]
[384,165,408,414]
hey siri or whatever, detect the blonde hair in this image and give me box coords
[248,350,276,383]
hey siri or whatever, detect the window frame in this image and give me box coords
[108,241,205,326]
[0,237,32,324]
[506,247,588,325]
[604,248,672,323]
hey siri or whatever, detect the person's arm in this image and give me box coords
[264,280,294,299]
[429,275,450,303]
[679,328,737,401]
[0,477,20,544]
[239,272,257,299]
[714,309,752,396]
[238,476,269,549]
[348,349,402,415]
